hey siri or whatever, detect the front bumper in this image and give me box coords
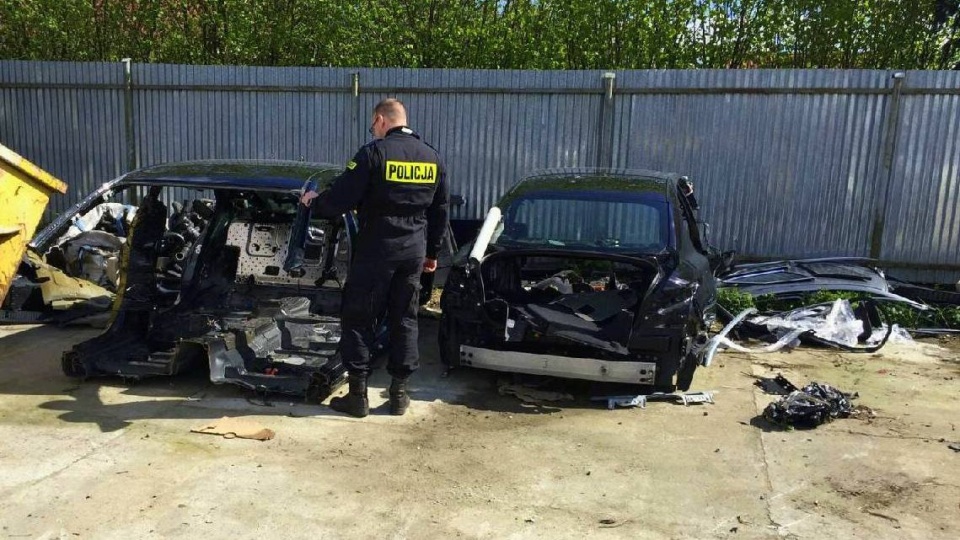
[459,345,657,384]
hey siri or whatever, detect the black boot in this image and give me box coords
[329,375,369,418]
[389,378,410,416]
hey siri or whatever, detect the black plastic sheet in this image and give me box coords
[763,382,857,428]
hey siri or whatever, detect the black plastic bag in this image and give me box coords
[763,382,856,428]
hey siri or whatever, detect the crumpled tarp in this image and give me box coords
[763,382,857,429]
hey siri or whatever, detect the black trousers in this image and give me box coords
[339,257,422,378]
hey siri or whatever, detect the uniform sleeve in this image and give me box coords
[312,146,375,219]
[425,158,450,259]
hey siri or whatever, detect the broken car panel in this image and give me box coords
[719,258,928,310]
[439,168,720,391]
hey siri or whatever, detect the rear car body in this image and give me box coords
[439,169,720,391]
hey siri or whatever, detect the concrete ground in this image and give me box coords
[0,321,958,539]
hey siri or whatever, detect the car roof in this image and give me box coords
[499,167,681,204]
[119,159,342,191]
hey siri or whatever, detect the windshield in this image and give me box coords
[493,190,673,253]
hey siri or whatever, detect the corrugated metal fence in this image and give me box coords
[1,62,958,282]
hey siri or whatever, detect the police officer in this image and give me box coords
[302,98,449,418]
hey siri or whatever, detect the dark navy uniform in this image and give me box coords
[313,126,449,380]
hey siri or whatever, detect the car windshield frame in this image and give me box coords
[493,188,675,254]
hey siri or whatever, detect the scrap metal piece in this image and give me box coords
[703,307,757,366]
[754,374,799,395]
[719,258,929,311]
[677,391,715,405]
[716,328,807,354]
[592,394,647,410]
[0,309,45,323]
[591,391,715,410]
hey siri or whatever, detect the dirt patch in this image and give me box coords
[827,472,921,511]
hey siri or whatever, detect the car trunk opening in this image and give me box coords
[477,250,661,358]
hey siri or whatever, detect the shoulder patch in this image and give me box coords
[346,160,357,170]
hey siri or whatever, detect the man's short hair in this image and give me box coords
[374,98,406,121]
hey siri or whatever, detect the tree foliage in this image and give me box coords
[0,0,957,69]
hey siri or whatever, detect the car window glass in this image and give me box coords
[498,191,670,252]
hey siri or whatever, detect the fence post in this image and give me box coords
[597,71,616,169]
[351,72,362,155]
[122,58,137,173]
[869,71,906,260]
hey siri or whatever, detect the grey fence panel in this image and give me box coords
[883,91,960,268]
[132,63,358,166]
[616,68,890,90]
[614,87,888,259]
[0,61,127,218]
[2,62,960,281]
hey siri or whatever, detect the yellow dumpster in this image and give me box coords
[0,144,68,306]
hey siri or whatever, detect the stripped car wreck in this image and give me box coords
[51,161,361,400]
[439,169,723,391]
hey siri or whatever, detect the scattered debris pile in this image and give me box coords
[762,380,857,429]
[708,258,960,363]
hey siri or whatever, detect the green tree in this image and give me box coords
[0,0,957,69]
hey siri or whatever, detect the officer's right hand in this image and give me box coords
[300,190,319,207]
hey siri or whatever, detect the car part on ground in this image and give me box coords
[591,390,715,410]
[440,168,719,391]
[752,374,799,395]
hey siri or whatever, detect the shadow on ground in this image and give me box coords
[1,319,698,432]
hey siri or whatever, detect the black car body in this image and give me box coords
[36,160,366,400]
[439,169,720,391]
